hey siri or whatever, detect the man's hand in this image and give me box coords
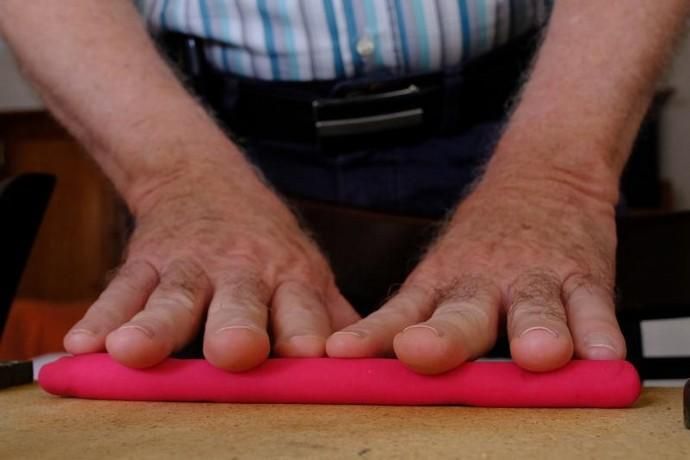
[327,172,625,374]
[0,0,358,371]
[64,169,359,371]
[328,0,690,373]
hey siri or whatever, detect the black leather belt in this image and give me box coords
[312,85,426,138]
[161,30,540,150]
[210,72,449,149]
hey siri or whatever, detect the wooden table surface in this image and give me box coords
[1,385,687,459]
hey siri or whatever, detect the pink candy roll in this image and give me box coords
[39,354,641,408]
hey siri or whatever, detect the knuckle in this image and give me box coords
[165,258,207,282]
[87,302,129,326]
[207,297,266,321]
[509,301,567,325]
[108,260,159,295]
[397,281,435,302]
[153,290,198,315]
[507,269,567,325]
[208,272,271,317]
[222,272,271,301]
[437,301,491,331]
[437,274,501,305]
[222,254,263,271]
[508,268,561,305]
[160,278,201,305]
[277,280,325,305]
[153,260,210,313]
[379,283,435,322]
[562,271,613,299]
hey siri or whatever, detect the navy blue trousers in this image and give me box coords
[242,121,503,219]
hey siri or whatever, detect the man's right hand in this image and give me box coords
[63,167,360,371]
[0,0,359,371]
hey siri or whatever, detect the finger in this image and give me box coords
[64,260,158,354]
[507,270,574,372]
[105,259,212,368]
[563,275,626,360]
[394,276,501,375]
[326,284,435,358]
[271,280,331,357]
[203,272,271,372]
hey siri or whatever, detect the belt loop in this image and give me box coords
[440,66,463,133]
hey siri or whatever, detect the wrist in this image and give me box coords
[120,140,265,219]
[91,103,263,216]
[479,135,622,209]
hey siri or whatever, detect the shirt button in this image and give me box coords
[356,37,375,58]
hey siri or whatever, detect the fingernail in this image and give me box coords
[118,324,154,338]
[331,331,365,339]
[587,345,619,360]
[68,328,95,336]
[215,325,264,335]
[293,333,324,340]
[584,335,619,359]
[402,324,442,337]
[519,326,559,338]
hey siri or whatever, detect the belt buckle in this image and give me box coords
[312,85,424,139]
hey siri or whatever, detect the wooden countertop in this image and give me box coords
[1,385,687,459]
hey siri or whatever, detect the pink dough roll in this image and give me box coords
[39,354,641,408]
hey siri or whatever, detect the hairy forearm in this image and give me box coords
[0,0,257,212]
[484,0,690,204]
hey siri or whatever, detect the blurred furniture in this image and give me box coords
[0,173,54,336]
[0,112,123,360]
[0,298,88,360]
[0,112,125,301]
[621,90,674,209]
[617,212,690,379]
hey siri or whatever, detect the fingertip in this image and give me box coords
[327,284,437,358]
[578,333,627,360]
[63,328,103,354]
[105,325,171,369]
[393,325,468,375]
[582,344,624,360]
[203,326,270,372]
[510,328,574,372]
[274,334,326,358]
[325,331,369,358]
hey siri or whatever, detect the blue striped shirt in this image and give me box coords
[135,0,552,81]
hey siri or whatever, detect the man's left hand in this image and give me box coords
[326,171,626,374]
